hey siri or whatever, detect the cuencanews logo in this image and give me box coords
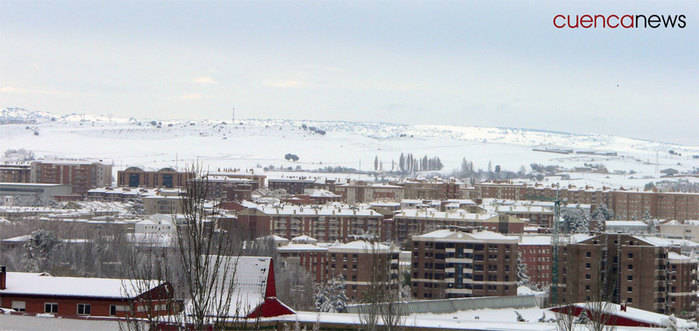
[553,14,686,29]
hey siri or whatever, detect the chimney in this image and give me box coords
[0,265,6,290]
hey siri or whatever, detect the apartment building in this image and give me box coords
[277,235,329,283]
[326,241,399,301]
[334,182,404,204]
[31,160,112,195]
[117,167,191,188]
[474,182,699,221]
[0,164,31,183]
[142,194,183,215]
[189,175,255,201]
[519,236,553,288]
[281,189,343,205]
[659,220,699,241]
[402,180,462,200]
[392,209,524,243]
[268,179,319,194]
[558,234,698,318]
[207,171,266,190]
[237,204,384,242]
[410,229,518,299]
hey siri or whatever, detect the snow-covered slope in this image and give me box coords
[1,108,697,188]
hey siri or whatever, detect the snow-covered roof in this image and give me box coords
[369,202,401,207]
[495,205,553,214]
[553,302,696,329]
[257,205,381,217]
[413,229,519,243]
[187,256,274,318]
[278,243,328,252]
[606,220,647,227]
[303,189,341,198]
[327,240,396,253]
[256,234,289,244]
[394,209,500,221]
[0,272,163,299]
[633,236,699,248]
[519,236,552,246]
[667,251,693,262]
[291,235,318,243]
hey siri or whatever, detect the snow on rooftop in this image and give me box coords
[291,234,318,243]
[519,236,552,245]
[395,209,499,221]
[557,302,696,329]
[257,204,381,217]
[414,229,519,242]
[278,243,328,252]
[188,256,273,317]
[606,220,648,227]
[0,272,162,299]
[634,236,699,248]
[327,240,396,253]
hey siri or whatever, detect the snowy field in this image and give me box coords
[1,108,697,189]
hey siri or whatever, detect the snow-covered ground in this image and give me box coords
[2,108,697,189]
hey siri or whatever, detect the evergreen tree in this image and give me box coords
[22,229,59,273]
[315,276,348,313]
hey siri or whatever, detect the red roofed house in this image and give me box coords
[0,266,177,318]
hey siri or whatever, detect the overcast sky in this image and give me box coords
[1,1,696,144]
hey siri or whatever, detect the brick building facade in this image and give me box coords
[117,167,191,189]
[392,209,524,243]
[474,182,699,221]
[31,161,112,195]
[556,234,698,318]
[410,229,518,299]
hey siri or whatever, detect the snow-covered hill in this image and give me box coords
[1,108,697,188]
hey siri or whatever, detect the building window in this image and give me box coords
[77,304,91,315]
[585,251,591,257]
[585,274,591,280]
[11,301,26,312]
[627,275,633,281]
[627,253,633,258]
[627,264,633,270]
[44,303,58,313]
[627,287,633,293]
[110,305,117,316]
[585,263,591,269]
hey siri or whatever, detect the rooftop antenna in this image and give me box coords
[232,106,235,123]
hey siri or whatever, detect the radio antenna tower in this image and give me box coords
[551,189,561,306]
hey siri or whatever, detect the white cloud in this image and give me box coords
[193,76,217,85]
